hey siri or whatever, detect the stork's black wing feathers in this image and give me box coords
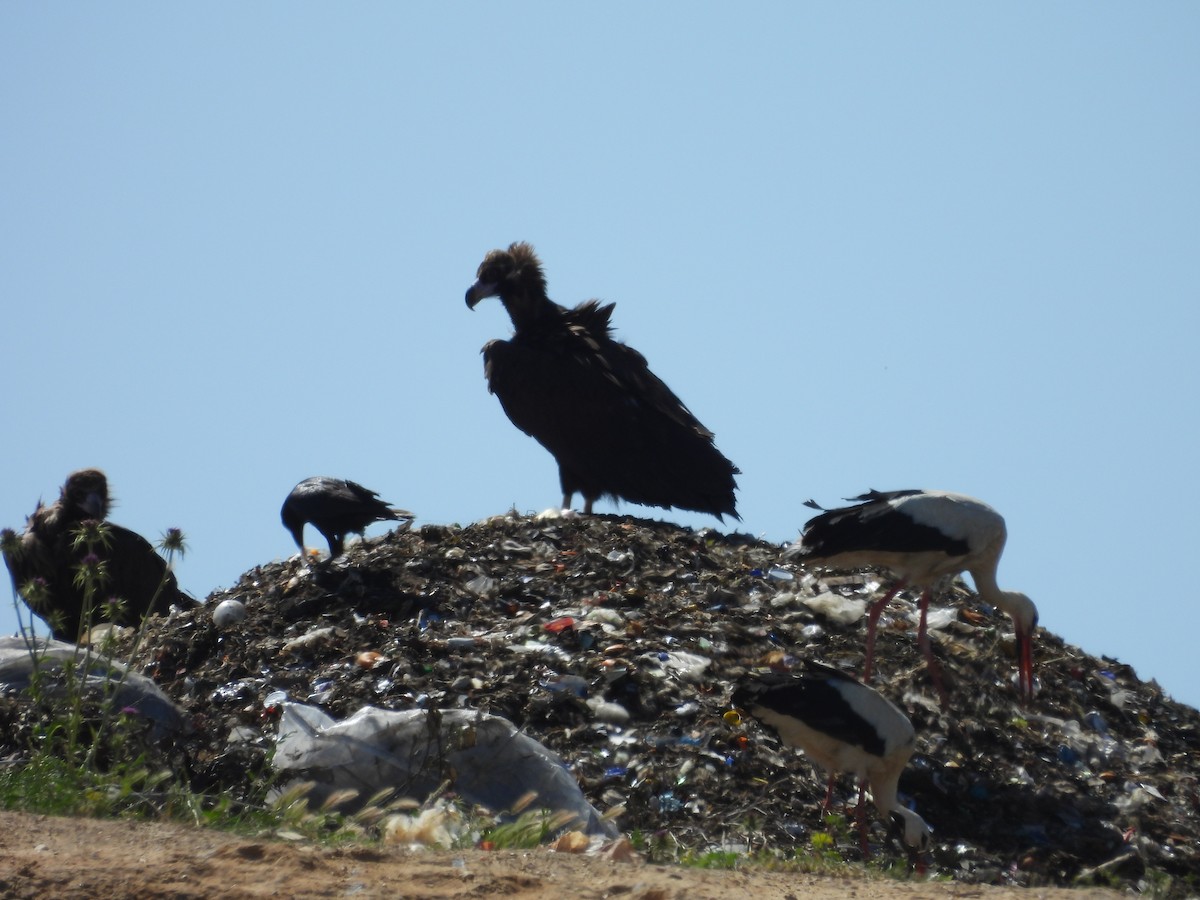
[733,669,887,757]
[798,490,970,560]
[845,489,924,504]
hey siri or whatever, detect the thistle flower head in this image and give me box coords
[20,576,51,607]
[71,519,112,552]
[159,527,187,557]
[72,553,110,592]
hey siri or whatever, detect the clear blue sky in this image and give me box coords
[3,5,1197,708]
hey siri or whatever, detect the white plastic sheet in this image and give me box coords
[0,635,184,736]
[274,703,617,838]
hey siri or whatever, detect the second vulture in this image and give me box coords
[465,242,740,520]
[2,468,195,641]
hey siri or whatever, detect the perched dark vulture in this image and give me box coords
[1,468,196,642]
[281,476,414,559]
[465,242,740,519]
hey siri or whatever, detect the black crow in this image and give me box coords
[281,476,414,558]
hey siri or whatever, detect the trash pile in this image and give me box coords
[5,513,1199,892]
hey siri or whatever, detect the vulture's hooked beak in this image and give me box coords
[465,279,498,309]
[80,491,105,519]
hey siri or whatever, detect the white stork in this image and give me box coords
[785,489,1038,705]
[732,661,932,856]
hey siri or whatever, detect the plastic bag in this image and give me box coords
[0,635,184,737]
[274,702,617,838]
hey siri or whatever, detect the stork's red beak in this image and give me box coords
[1017,626,1035,705]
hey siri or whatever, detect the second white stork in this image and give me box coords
[732,661,932,856]
[785,489,1038,704]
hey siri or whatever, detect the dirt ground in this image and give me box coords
[0,811,1123,900]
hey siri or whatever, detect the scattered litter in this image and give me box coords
[212,598,246,627]
[641,650,711,682]
[282,626,341,653]
[802,591,867,626]
[3,514,1192,892]
[383,800,462,849]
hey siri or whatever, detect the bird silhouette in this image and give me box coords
[2,469,195,641]
[281,476,414,559]
[465,241,739,519]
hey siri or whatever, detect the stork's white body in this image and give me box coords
[748,687,914,810]
[733,665,931,852]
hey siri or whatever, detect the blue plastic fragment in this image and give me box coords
[653,792,684,813]
[1057,745,1080,765]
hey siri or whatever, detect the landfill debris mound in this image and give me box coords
[6,514,1199,893]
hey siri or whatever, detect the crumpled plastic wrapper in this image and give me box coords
[0,635,184,737]
[274,702,617,839]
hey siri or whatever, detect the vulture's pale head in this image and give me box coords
[465,242,550,323]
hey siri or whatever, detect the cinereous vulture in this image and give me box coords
[465,242,739,520]
[2,468,195,641]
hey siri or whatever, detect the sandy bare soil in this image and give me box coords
[0,810,1123,900]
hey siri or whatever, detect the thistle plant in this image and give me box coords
[1,520,190,809]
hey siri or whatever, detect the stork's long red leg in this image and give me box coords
[916,589,949,707]
[821,773,836,812]
[863,582,905,681]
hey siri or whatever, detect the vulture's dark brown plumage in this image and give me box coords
[1,469,195,642]
[281,476,414,559]
[465,242,740,520]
